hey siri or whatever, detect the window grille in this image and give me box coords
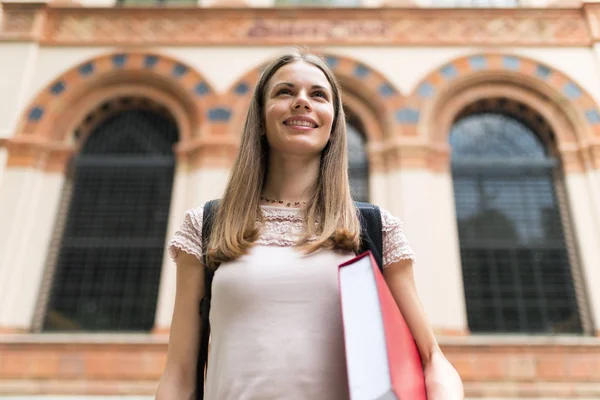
[451,111,583,334]
[118,0,197,6]
[347,123,369,203]
[275,0,361,6]
[43,108,178,332]
[429,0,518,7]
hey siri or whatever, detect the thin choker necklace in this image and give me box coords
[260,196,307,208]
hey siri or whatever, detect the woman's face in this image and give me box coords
[263,61,335,158]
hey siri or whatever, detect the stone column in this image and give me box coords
[0,2,47,331]
[561,146,600,336]
[152,138,235,333]
[0,2,45,200]
[386,143,468,335]
[153,160,193,333]
[0,141,71,332]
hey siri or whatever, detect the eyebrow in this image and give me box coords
[271,82,330,91]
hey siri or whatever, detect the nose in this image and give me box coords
[292,93,312,111]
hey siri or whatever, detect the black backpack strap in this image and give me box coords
[196,199,219,400]
[354,201,384,272]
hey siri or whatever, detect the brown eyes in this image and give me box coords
[275,88,328,100]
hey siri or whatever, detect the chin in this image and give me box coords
[287,138,328,156]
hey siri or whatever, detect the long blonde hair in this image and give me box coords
[206,50,361,269]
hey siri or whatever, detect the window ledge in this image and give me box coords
[438,334,600,347]
[1,332,599,346]
[0,332,168,345]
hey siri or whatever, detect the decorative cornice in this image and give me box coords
[175,136,239,168]
[0,2,47,41]
[383,141,451,172]
[0,3,593,46]
[588,141,600,169]
[4,136,74,172]
[584,3,600,42]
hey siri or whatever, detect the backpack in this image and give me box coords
[195,199,384,400]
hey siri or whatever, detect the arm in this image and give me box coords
[155,252,205,400]
[384,259,464,400]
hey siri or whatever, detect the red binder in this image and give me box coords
[338,251,426,400]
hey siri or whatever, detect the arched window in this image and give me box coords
[450,99,584,334]
[347,122,370,203]
[43,100,178,331]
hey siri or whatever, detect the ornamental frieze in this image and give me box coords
[0,4,593,46]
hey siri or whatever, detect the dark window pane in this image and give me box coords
[347,123,369,203]
[451,112,582,334]
[44,109,178,332]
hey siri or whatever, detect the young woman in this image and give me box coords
[155,50,464,400]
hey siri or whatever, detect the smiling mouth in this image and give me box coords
[284,120,318,128]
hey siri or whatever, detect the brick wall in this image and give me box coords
[1,334,599,397]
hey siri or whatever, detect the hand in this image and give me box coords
[424,350,464,400]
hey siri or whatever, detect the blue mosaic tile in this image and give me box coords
[564,82,582,99]
[440,64,457,79]
[50,81,65,96]
[28,106,44,121]
[502,56,520,70]
[469,55,487,71]
[235,82,249,95]
[536,65,552,80]
[208,107,232,122]
[194,82,210,96]
[325,56,339,68]
[353,64,370,78]
[417,82,435,98]
[378,83,396,97]
[585,109,600,124]
[144,55,159,68]
[112,54,127,68]
[395,108,420,124]
[172,64,188,78]
[78,63,94,76]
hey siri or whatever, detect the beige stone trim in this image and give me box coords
[384,141,450,172]
[50,83,197,147]
[179,136,239,169]
[0,1,47,42]
[4,137,74,173]
[0,4,591,46]
[426,80,586,173]
[589,142,600,169]
[343,92,388,174]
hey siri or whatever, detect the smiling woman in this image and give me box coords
[156,49,463,400]
[262,61,335,200]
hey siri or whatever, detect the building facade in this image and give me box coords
[0,0,600,397]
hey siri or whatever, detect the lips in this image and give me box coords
[283,116,318,128]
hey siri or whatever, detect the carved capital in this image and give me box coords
[589,142,600,170]
[0,1,47,41]
[584,3,600,42]
[367,146,387,174]
[385,141,451,172]
[176,136,239,169]
[5,136,74,172]
[559,147,586,174]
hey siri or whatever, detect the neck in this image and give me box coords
[262,152,320,204]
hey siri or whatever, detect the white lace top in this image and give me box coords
[168,205,415,400]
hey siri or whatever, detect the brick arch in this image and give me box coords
[409,53,600,146]
[223,53,403,144]
[15,51,218,143]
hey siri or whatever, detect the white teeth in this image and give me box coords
[285,120,316,128]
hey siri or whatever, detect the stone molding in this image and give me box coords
[0,2,593,46]
[1,334,600,396]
